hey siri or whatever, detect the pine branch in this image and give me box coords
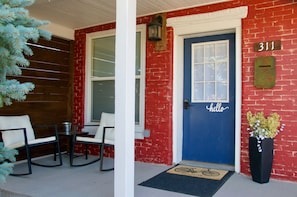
[0,0,51,107]
[0,79,35,107]
[0,162,14,182]
[0,142,18,182]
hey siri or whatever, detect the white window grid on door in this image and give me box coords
[191,40,230,103]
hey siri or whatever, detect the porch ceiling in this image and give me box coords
[29,0,228,30]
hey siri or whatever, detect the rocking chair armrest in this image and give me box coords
[0,128,26,132]
[103,126,114,129]
[0,128,29,146]
[74,124,100,130]
[102,126,115,143]
[72,124,99,138]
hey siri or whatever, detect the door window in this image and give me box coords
[191,40,229,103]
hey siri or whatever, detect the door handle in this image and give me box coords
[183,99,190,109]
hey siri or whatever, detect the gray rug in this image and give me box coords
[139,165,234,197]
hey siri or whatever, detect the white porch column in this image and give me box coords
[115,0,136,196]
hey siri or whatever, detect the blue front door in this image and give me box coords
[182,33,235,165]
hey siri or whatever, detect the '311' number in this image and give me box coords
[254,40,281,52]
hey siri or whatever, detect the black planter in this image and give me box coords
[249,137,274,183]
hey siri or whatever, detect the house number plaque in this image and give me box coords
[254,40,281,52]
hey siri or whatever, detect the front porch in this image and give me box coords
[1,1,297,196]
[1,156,296,197]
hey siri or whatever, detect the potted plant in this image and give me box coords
[246,111,285,183]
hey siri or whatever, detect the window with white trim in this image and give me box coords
[85,25,146,137]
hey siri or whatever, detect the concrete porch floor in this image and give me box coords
[0,155,296,197]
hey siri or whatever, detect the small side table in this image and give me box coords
[59,131,89,155]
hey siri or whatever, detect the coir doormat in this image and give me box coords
[139,165,234,197]
[167,165,228,180]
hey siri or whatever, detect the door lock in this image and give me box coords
[183,99,190,109]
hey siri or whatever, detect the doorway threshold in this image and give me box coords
[180,160,235,171]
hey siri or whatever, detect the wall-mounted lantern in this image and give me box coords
[148,15,162,41]
[147,13,167,51]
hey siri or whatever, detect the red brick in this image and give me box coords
[73,0,297,181]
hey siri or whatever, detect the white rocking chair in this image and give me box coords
[70,112,115,171]
[0,115,63,175]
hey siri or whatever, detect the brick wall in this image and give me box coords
[73,0,297,182]
[135,27,174,164]
[73,18,174,164]
[240,1,297,182]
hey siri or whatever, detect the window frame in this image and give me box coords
[85,24,146,139]
[191,40,230,103]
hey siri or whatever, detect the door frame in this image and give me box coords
[168,6,248,173]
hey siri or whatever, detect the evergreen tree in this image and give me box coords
[0,142,18,182]
[0,0,51,107]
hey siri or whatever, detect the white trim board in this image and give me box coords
[168,6,248,173]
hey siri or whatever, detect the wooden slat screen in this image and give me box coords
[0,36,74,158]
